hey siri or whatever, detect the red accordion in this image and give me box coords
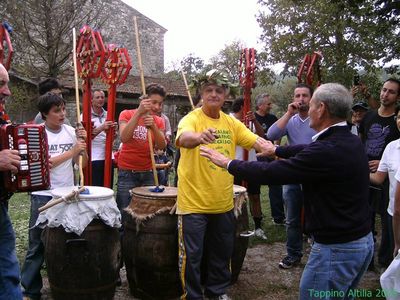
[1,124,50,192]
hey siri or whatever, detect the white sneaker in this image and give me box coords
[254,228,267,240]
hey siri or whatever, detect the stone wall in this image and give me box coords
[100,0,166,76]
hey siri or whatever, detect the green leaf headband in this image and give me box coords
[189,69,238,93]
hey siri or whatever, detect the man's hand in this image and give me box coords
[103,121,118,131]
[0,149,21,173]
[369,160,380,173]
[255,138,277,158]
[244,111,256,123]
[199,146,230,169]
[287,102,301,116]
[351,86,359,98]
[198,128,218,145]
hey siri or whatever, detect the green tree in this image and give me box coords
[180,54,206,77]
[257,0,399,85]
[210,41,244,82]
[210,41,276,87]
[1,0,108,78]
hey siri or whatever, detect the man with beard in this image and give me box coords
[267,83,316,269]
[359,78,400,269]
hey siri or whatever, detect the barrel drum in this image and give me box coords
[42,186,121,300]
[123,186,181,299]
[231,185,250,283]
[43,219,121,300]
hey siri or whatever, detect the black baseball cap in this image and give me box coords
[352,101,369,111]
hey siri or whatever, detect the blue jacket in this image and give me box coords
[228,126,371,244]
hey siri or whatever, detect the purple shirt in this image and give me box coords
[267,114,316,145]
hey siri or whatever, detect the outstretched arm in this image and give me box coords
[177,128,218,149]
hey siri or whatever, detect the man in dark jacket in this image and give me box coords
[200,83,373,299]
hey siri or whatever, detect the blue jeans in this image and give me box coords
[269,185,285,222]
[0,202,22,300]
[283,184,303,259]
[299,232,374,300]
[116,169,154,225]
[21,194,52,300]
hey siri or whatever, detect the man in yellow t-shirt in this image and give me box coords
[175,69,263,300]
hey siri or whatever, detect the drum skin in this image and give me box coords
[123,186,182,299]
[43,219,120,300]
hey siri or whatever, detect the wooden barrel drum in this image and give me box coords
[123,186,181,300]
[230,184,250,283]
[43,187,121,300]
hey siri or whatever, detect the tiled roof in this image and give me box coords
[59,72,189,98]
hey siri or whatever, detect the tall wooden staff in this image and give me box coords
[181,70,195,110]
[72,28,85,187]
[133,16,161,190]
[100,45,132,187]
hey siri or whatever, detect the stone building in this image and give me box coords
[100,0,166,77]
[4,0,193,136]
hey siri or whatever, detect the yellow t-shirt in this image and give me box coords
[176,108,258,214]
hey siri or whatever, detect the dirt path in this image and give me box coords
[40,241,381,300]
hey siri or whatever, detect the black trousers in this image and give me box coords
[178,211,235,300]
[369,179,394,268]
[91,160,114,188]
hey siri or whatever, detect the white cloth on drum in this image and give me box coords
[35,197,121,235]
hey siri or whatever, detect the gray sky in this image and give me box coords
[122,0,263,70]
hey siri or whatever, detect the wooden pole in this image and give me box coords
[72,28,84,188]
[134,16,159,187]
[38,186,87,212]
[181,70,195,110]
[134,17,146,93]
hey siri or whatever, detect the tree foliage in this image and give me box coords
[180,54,206,77]
[1,0,109,78]
[209,41,244,83]
[257,0,400,85]
[210,41,276,87]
